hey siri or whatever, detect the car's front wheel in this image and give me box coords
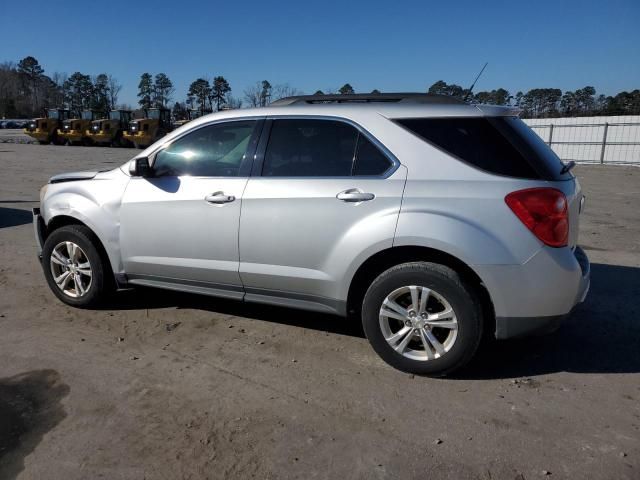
[41,225,110,307]
[361,262,483,377]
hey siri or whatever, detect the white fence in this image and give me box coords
[524,116,640,165]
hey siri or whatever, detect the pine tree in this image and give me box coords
[211,76,231,111]
[17,56,45,113]
[187,78,212,114]
[153,73,174,108]
[339,83,355,95]
[137,73,153,109]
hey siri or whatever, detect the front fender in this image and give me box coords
[42,171,129,273]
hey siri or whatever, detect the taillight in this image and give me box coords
[505,188,568,247]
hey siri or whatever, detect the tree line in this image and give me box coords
[427,80,640,118]
[1,56,638,120]
[0,56,124,118]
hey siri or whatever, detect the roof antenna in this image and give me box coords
[463,62,488,102]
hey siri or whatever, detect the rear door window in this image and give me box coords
[262,119,393,177]
[395,117,569,180]
[262,119,356,177]
[353,134,393,176]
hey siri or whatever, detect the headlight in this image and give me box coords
[39,184,48,203]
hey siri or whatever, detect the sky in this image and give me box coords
[1,0,639,106]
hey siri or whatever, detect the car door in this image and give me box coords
[239,117,407,313]
[120,119,262,298]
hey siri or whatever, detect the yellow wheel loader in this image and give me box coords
[124,107,173,149]
[24,108,71,145]
[58,110,100,146]
[86,110,133,147]
[172,109,208,128]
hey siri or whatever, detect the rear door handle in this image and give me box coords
[336,189,375,202]
[205,192,236,204]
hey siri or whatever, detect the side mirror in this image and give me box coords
[129,156,152,177]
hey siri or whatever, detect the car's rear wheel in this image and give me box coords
[361,262,482,377]
[41,225,110,307]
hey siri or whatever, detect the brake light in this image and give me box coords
[505,188,568,247]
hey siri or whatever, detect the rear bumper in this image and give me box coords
[495,314,566,339]
[477,246,590,340]
[33,207,46,258]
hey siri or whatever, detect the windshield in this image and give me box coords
[81,111,93,120]
[47,109,59,120]
[148,109,160,119]
[109,111,121,120]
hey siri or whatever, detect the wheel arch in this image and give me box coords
[45,215,117,288]
[346,245,495,336]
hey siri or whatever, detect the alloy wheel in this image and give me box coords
[379,285,458,361]
[49,241,93,298]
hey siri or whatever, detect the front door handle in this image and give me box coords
[204,192,236,204]
[336,189,375,202]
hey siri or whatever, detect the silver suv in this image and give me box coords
[33,93,590,376]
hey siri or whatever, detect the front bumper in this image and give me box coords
[88,132,114,143]
[477,246,591,339]
[24,130,50,142]
[58,131,85,142]
[123,131,152,146]
[33,207,46,257]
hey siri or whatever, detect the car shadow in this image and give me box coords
[99,262,639,377]
[0,207,32,229]
[100,287,366,338]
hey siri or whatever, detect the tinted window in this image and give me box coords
[396,117,567,180]
[353,134,392,175]
[263,119,357,177]
[153,121,255,177]
[497,117,570,180]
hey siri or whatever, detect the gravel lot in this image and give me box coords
[0,130,33,144]
[0,144,638,480]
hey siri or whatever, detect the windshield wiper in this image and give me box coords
[560,161,576,174]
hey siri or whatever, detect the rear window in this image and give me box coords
[395,116,570,180]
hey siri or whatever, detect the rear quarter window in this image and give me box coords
[395,117,570,180]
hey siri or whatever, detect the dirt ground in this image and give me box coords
[0,144,638,480]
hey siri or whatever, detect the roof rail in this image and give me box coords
[270,93,467,106]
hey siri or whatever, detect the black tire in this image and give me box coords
[52,132,64,145]
[361,262,483,377]
[41,225,111,307]
[38,140,49,145]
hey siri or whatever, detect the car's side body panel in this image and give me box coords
[119,175,249,290]
[239,166,408,312]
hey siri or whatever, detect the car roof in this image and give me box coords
[133,95,520,160]
[188,95,517,125]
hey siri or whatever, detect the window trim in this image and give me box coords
[145,117,265,178]
[251,115,400,179]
